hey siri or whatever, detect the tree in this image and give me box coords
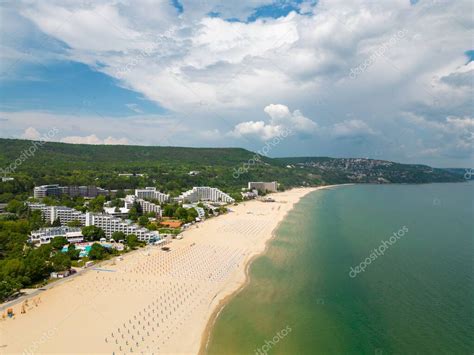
[81,226,105,241]
[110,198,124,208]
[51,236,68,250]
[67,219,82,227]
[52,217,62,227]
[175,207,188,220]
[186,208,198,223]
[51,252,71,272]
[66,244,80,260]
[89,243,108,260]
[0,277,22,301]
[146,223,157,231]
[23,246,52,284]
[138,216,149,227]
[128,201,142,221]
[6,200,27,215]
[111,231,126,241]
[126,234,139,249]
[88,195,106,213]
[163,204,178,217]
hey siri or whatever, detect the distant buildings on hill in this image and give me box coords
[33,184,110,199]
[248,181,278,193]
[118,173,146,177]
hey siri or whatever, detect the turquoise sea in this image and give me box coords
[206,183,473,354]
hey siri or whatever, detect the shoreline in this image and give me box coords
[198,184,349,355]
[1,184,350,354]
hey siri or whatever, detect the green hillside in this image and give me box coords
[0,138,464,202]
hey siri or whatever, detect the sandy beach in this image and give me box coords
[0,186,336,354]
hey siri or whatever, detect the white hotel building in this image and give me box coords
[28,203,86,225]
[28,203,159,242]
[124,195,162,217]
[84,213,159,242]
[178,187,235,203]
[135,187,169,203]
[30,227,83,245]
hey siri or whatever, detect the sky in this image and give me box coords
[0,0,472,167]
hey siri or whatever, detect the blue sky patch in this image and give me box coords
[0,61,166,116]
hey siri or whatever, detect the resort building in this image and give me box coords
[103,206,130,218]
[178,187,235,203]
[247,181,278,193]
[85,213,159,242]
[30,226,83,245]
[33,184,62,199]
[124,195,162,217]
[135,187,170,203]
[182,203,206,220]
[28,202,160,243]
[28,203,86,225]
[139,199,162,216]
[34,184,109,199]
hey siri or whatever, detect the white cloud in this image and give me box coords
[60,134,129,145]
[231,104,317,140]
[231,120,285,140]
[21,127,41,140]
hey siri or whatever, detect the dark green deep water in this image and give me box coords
[206,183,473,354]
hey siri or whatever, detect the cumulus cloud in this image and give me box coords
[231,104,317,140]
[60,134,129,145]
[21,127,41,140]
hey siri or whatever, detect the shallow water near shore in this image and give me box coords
[205,183,473,354]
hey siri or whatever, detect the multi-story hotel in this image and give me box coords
[84,213,159,241]
[178,187,235,203]
[33,184,62,199]
[33,184,109,199]
[139,199,162,216]
[30,227,83,245]
[248,181,278,193]
[28,203,86,225]
[135,187,169,203]
[124,195,162,217]
[28,203,159,242]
